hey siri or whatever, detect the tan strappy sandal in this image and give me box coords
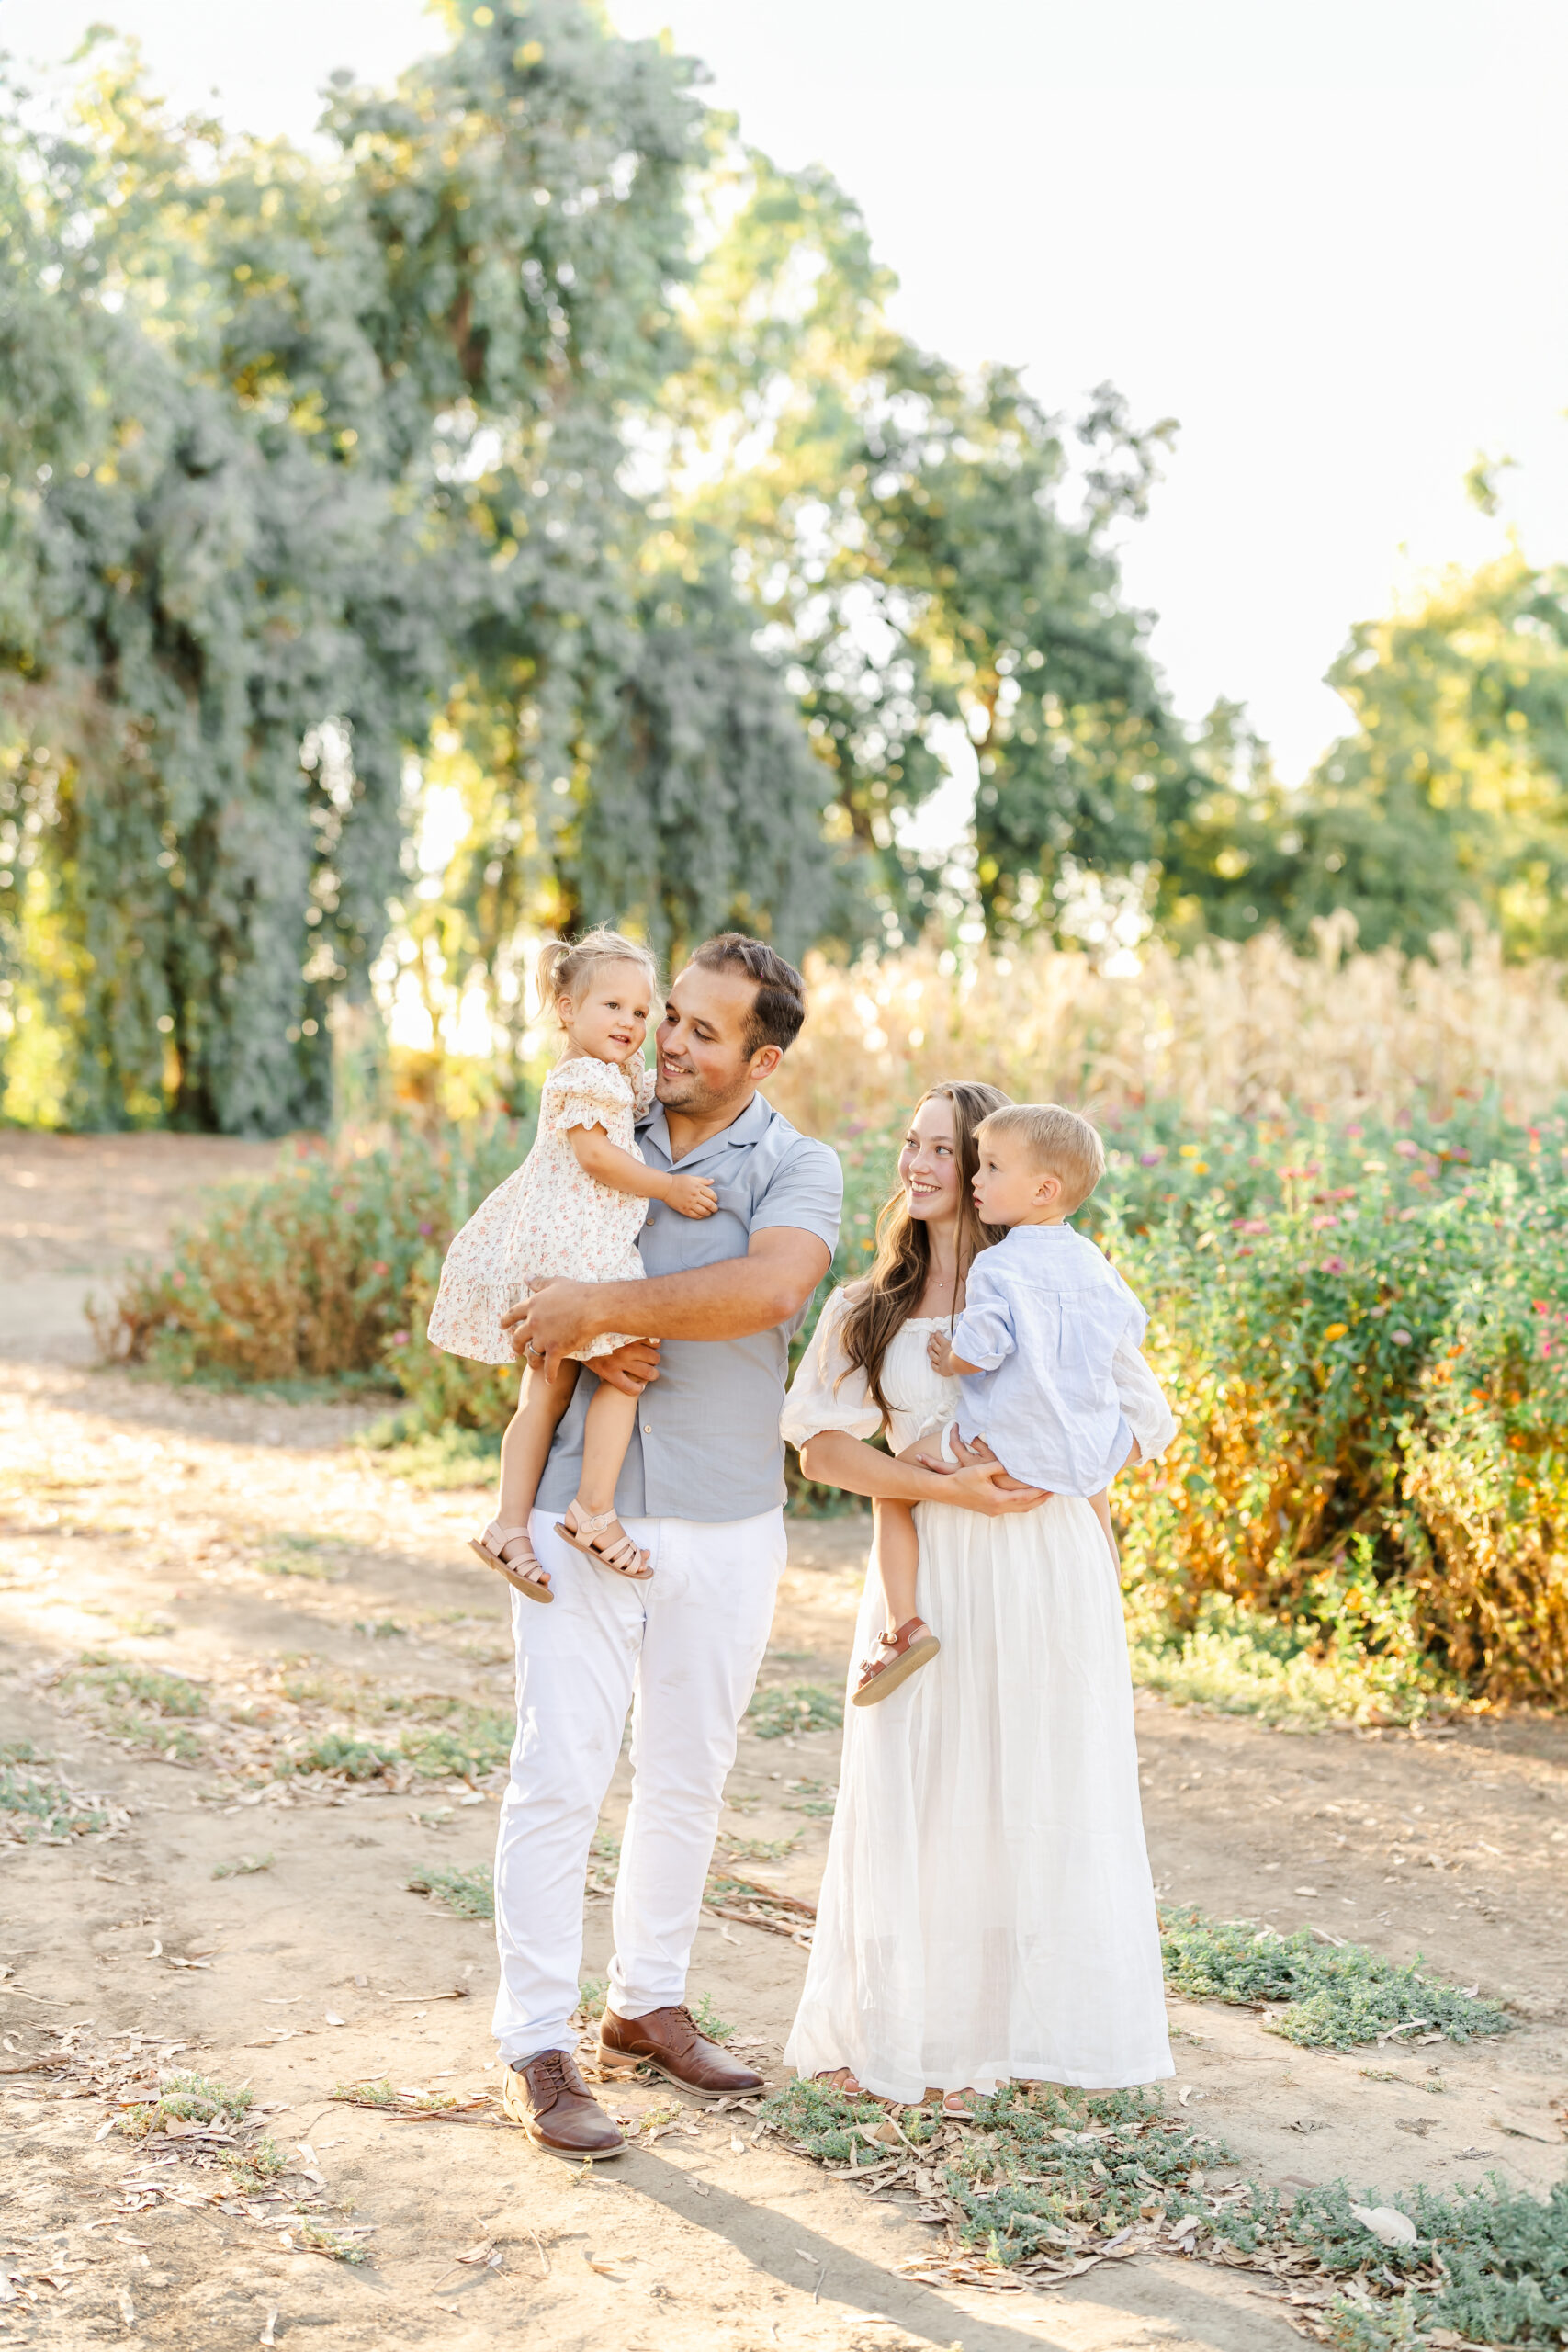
[553,1500,653,1582]
[468,1521,553,1604]
[851,1616,940,1707]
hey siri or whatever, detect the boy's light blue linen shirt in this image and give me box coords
[950,1221,1148,1495]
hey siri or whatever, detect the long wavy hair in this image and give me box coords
[839,1080,1011,1430]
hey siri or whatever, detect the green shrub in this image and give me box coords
[85,1090,1568,1702]
[1093,1099,1568,1705]
[95,1118,530,1397]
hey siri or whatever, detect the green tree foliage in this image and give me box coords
[0,5,842,1128]
[658,156,1198,945]
[2,2,1198,1130]
[1169,551,1568,957]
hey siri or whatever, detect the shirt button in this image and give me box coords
[642,1423,652,1436]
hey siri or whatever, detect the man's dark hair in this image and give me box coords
[687,933,807,1057]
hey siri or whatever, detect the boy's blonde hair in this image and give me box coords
[536,927,658,1012]
[977,1102,1106,1214]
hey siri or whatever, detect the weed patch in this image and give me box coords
[407,1864,493,1921]
[287,1733,400,1781]
[0,1746,108,1843]
[1160,1910,1512,2048]
[690,1992,732,2042]
[747,1684,843,1739]
[362,1422,502,1489]
[211,1851,273,1879]
[121,2071,254,2139]
[399,1712,511,1781]
[222,2136,288,2194]
[258,1535,336,1580]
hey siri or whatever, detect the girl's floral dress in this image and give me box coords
[426,1054,658,1366]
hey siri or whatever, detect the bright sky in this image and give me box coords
[6,0,1567,784]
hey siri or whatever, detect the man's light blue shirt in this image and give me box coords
[950,1221,1146,1496]
[536,1089,842,1524]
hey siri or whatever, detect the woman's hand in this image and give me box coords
[664,1171,718,1219]
[910,1430,1050,1515]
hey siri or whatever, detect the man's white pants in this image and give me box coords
[492,1505,787,2063]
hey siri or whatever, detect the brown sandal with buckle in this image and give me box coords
[554,1500,653,1582]
[851,1616,940,1708]
[468,1521,553,1604]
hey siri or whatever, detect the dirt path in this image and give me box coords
[2,1139,1564,2352]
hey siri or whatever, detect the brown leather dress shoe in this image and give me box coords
[599,2004,764,2099]
[501,2050,626,2159]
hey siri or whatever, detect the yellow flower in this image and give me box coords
[1323,1322,1348,1341]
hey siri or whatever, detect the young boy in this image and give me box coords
[854,1102,1159,1707]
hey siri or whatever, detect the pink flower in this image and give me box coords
[370,1261,389,1277]
[1321,1255,1347,1274]
[1311,1214,1338,1230]
[1140,1149,1164,1166]
[1233,1217,1269,1236]
[390,1329,410,1346]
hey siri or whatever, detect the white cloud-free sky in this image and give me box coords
[5,0,1567,783]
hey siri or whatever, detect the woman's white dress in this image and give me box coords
[780,1286,1175,2101]
[426,1054,657,1366]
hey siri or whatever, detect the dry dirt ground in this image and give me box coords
[2,1134,1565,2352]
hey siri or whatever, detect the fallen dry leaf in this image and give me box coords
[1350,2204,1418,2250]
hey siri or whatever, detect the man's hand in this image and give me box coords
[502,1277,603,1379]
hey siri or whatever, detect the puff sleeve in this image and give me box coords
[544,1055,634,1136]
[780,1287,883,1450]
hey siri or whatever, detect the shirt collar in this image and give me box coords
[637,1088,773,1167]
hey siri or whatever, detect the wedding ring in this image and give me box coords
[524,1340,543,1363]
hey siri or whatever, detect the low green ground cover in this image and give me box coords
[0,1743,108,1842]
[406,1863,493,1921]
[747,1684,843,1738]
[1159,1911,1512,2049]
[761,2077,1568,2345]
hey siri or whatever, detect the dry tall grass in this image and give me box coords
[768,922,1568,1137]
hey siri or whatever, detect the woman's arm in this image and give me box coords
[567,1121,716,1216]
[796,1427,1050,1519]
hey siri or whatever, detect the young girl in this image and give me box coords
[425,928,716,1599]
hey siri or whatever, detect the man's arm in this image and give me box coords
[502,1226,831,1377]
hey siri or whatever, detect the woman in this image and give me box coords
[780,1081,1176,2106]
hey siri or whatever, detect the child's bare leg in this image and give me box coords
[497,1361,579,1528]
[852,1498,938,1708]
[555,1375,651,1580]
[574,1377,639,1515]
[873,1498,922,1635]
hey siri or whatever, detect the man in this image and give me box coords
[491,933,842,2158]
